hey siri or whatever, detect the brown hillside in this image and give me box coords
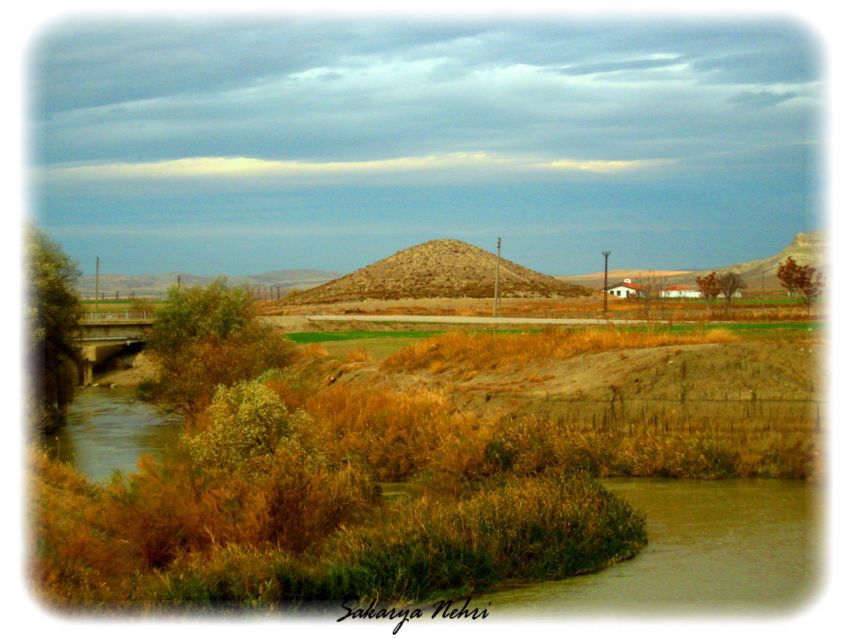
[283,239,591,304]
[558,230,826,291]
[663,230,827,290]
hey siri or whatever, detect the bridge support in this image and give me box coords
[77,340,143,386]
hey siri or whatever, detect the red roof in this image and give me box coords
[605,281,641,291]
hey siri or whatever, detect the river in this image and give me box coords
[45,387,823,615]
[43,386,183,483]
[488,477,822,615]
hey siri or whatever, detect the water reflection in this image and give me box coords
[43,387,182,482]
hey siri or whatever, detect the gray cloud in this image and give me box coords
[727,90,799,108]
[29,18,822,277]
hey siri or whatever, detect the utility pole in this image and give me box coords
[493,237,502,317]
[95,256,100,313]
[602,250,612,316]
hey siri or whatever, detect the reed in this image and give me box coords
[148,473,646,607]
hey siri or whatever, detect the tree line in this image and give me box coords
[694,256,824,313]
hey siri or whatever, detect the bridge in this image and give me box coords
[75,312,155,385]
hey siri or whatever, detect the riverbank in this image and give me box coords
[36,321,822,611]
[31,448,647,609]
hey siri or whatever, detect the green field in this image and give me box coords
[284,328,539,344]
[286,322,823,347]
[285,329,446,344]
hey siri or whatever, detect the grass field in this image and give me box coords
[285,322,822,347]
[81,299,163,313]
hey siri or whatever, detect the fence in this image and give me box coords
[79,285,291,302]
[80,311,155,321]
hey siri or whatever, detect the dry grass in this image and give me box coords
[382,327,738,377]
[299,384,487,482]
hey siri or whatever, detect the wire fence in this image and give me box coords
[81,311,155,321]
[79,284,292,302]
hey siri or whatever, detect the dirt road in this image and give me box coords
[303,314,646,326]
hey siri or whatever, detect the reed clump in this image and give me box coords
[299,384,487,482]
[288,377,818,485]
[146,472,646,607]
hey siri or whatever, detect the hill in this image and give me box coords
[558,231,826,291]
[283,239,591,304]
[664,230,826,290]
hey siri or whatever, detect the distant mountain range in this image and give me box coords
[75,269,341,298]
[76,230,826,300]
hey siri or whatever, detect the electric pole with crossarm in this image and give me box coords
[602,250,612,316]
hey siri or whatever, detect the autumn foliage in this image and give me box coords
[777,256,825,311]
[31,382,378,607]
[381,328,737,377]
[145,279,297,415]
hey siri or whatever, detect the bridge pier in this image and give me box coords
[76,340,144,386]
[79,359,94,386]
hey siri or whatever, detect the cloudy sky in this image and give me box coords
[28,17,822,276]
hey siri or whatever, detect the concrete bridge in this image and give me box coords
[75,313,155,385]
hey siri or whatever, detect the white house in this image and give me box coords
[604,280,717,299]
[604,279,642,298]
[660,285,702,299]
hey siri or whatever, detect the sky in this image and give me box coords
[27,16,823,276]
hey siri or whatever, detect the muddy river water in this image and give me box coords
[46,387,824,616]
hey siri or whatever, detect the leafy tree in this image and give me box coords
[26,227,81,430]
[146,278,297,416]
[777,256,800,296]
[776,256,824,313]
[695,271,721,302]
[717,271,744,313]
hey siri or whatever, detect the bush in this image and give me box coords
[145,279,297,415]
[318,472,647,602]
[303,384,484,481]
[184,381,291,476]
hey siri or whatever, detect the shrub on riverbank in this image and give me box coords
[147,472,646,607]
[300,384,485,481]
[30,383,378,609]
[31,449,646,609]
[291,377,817,483]
[144,279,297,416]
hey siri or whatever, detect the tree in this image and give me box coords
[776,256,824,313]
[717,271,744,314]
[26,227,81,430]
[146,278,297,416]
[796,265,825,314]
[777,256,800,296]
[695,271,721,302]
[634,272,669,320]
[148,277,255,353]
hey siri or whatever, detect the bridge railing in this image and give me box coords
[81,311,155,322]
